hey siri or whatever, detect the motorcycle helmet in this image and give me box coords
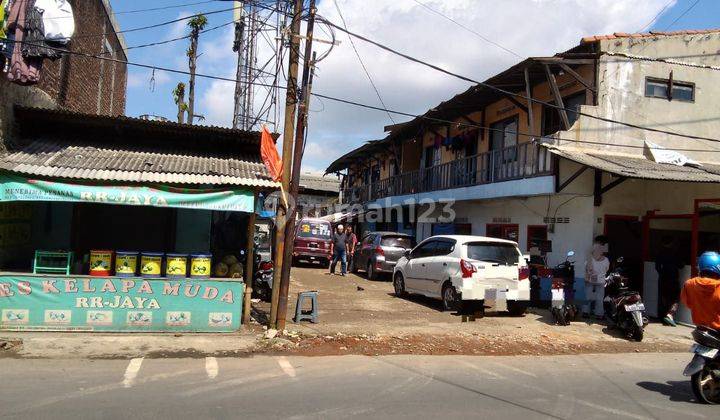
[698,251,720,277]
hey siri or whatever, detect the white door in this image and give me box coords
[404,240,436,293]
[423,239,457,297]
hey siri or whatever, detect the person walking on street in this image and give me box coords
[329,224,348,276]
[345,225,357,272]
[655,236,683,327]
[583,236,609,319]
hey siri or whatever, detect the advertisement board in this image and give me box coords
[0,275,243,332]
[0,174,255,213]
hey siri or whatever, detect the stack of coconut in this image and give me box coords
[213,254,244,278]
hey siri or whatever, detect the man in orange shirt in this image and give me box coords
[681,251,720,330]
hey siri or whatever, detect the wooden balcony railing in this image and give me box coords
[341,142,553,204]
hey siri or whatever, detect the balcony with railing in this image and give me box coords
[341,142,554,204]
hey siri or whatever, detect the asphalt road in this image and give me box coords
[0,353,713,419]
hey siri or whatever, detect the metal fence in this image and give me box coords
[341,142,554,204]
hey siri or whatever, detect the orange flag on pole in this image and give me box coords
[260,124,283,182]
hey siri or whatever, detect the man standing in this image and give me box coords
[329,224,348,276]
[655,236,683,327]
[345,225,358,273]
[583,236,610,319]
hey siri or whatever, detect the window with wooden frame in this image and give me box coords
[645,74,694,102]
[486,223,519,242]
[527,225,548,251]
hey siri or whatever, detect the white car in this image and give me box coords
[393,235,530,315]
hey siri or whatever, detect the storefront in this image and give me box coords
[0,107,278,332]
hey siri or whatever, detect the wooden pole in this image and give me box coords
[241,191,257,325]
[276,0,317,331]
[524,66,535,140]
[269,0,303,328]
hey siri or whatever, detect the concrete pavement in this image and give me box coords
[0,353,713,419]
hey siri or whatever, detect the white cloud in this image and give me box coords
[190,0,673,172]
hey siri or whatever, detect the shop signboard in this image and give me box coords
[0,275,244,332]
[0,174,255,213]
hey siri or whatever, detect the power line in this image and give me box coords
[8,37,720,154]
[41,0,223,20]
[316,15,720,144]
[636,0,676,32]
[664,0,702,29]
[60,3,250,41]
[332,0,395,124]
[411,0,522,59]
[108,20,237,54]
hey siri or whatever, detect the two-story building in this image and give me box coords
[326,30,720,323]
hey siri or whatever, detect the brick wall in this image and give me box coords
[36,0,127,116]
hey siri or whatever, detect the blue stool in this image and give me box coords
[294,291,318,323]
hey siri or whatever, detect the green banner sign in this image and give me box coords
[0,275,244,332]
[0,174,255,212]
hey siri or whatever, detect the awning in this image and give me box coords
[546,146,720,182]
[0,174,255,212]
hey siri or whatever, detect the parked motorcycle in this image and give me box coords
[250,236,274,302]
[253,257,274,302]
[551,251,579,326]
[603,257,647,341]
[684,326,720,404]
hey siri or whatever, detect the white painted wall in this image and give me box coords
[553,33,720,165]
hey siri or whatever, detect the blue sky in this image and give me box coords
[110,0,717,173]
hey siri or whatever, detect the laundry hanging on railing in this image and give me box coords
[441,129,479,151]
[6,0,43,85]
[3,0,74,85]
[22,1,63,60]
[34,0,74,44]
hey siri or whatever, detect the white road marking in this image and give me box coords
[122,358,144,388]
[457,360,506,380]
[576,399,652,420]
[205,357,219,379]
[276,356,297,378]
[488,361,538,378]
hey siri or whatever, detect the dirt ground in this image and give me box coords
[250,266,694,356]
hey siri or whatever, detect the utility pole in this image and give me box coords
[276,38,316,331]
[232,1,245,129]
[269,0,303,328]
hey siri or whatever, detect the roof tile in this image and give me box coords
[581,28,720,44]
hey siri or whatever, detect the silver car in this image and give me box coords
[350,232,416,280]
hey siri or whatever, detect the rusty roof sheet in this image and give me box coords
[581,29,720,44]
[546,146,720,182]
[299,173,340,193]
[0,139,278,187]
[2,107,280,188]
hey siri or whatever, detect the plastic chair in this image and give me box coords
[293,290,318,323]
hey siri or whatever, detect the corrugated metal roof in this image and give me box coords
[299,173,340,193]
[0,139,278,187]
[546,146,720,183]
[2,107,280,188]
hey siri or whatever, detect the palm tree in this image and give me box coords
[186,14,208,125]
